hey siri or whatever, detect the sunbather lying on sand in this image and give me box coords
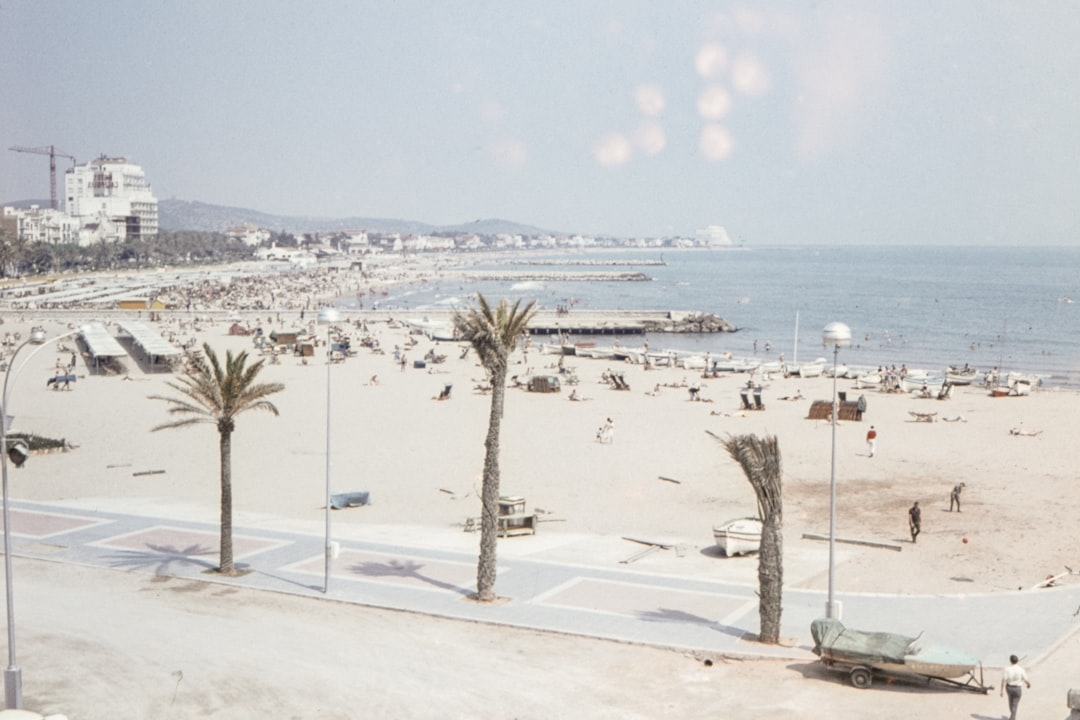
[1009,427,1042,436]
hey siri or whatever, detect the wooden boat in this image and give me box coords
[712,517,762,557]
[811,618,989,692]
[945,366,978,385]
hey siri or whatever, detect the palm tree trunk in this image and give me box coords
[475,366,506,601]
[721,433,784,644]
[218,429,234,575]
[758,516,783,643]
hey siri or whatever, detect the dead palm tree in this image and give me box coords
[714,432,784,644]
[453,294,537,601]
[149,343,284,575]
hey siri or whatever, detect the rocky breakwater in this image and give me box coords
[641,311,736,333]
[459,270,650,282]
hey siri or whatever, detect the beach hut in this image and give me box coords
[527,375,561,393]
[808,400,863,421]
[270,331,300,348]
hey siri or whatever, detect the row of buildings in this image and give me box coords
[2,156,158,246]
[3,154,737,253]
[238,225,735,258]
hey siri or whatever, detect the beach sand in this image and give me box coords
[3,306,1079,718]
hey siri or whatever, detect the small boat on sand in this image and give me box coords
[712,517,762,557]
[945,366,978,385]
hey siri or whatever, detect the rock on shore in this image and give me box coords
[641,311,736,333]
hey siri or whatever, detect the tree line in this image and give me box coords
[0,228,254,277]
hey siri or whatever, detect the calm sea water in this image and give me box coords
[348,246,1080,389]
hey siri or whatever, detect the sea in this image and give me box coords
[342,246,1080,390]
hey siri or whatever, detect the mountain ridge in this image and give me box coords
[157,198,564,237]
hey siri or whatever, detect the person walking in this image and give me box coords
[949,482,966,512]
[1000,654,1031,720]
[908,501,921,543]
[866,425,877,457]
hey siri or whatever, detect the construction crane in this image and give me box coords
[8,145,77,210]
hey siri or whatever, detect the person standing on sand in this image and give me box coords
[1000,654,1031,720]
[949,482,965,512]
[866,425,877,457]
[908,501,921,543]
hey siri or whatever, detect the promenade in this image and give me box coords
[6,498,1079,670]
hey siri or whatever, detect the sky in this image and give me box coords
[3,1,1080,245]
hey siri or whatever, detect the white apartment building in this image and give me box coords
[1,205,79,245]
[64,155,158,242]
[226,224,271,246]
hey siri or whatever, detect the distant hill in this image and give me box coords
[157,198,562,237]
[3,198,52,209]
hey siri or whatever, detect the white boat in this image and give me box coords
[714,357,760,373]
[823,363,848,378]
[1007,371,1042,388]
[854,373,883,388]
[792,359,826,378]
[678,354,707,370]
[580,347,615,360]
[945,366,978,385]
[712,517,763,557]
[404,317,457,341]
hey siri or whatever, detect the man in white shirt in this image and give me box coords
[1000,654,1031,720]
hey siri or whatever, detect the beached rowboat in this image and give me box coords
[712,517,762,557]
[945,366,979,385]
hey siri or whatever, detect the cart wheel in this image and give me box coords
[849,667,873,689]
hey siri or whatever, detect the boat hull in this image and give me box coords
[712,517,763,556]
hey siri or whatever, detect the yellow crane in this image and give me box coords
[8,145,77,210]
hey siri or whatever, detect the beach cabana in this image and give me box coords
[79,323,128,372]
[117,320,182,372]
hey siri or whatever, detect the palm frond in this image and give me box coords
[453,293,537,375]
[149,343,284,428]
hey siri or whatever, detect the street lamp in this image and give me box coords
[317,307,341,594]
[822,321,851,620]
[2,325,84,708]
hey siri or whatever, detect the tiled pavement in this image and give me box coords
[4,501,1079,667]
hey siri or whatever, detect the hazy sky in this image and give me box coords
[3,1,1079,244]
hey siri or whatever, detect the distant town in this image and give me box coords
[2,154,737,268]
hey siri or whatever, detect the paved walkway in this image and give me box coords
[5,501,1080,670]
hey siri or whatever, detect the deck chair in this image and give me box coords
[437,383,452,400]
[739,390,752,410]
[753,391,764,410]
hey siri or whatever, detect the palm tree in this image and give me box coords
[149,343,284,575]
[453,294,537,601]
[715,432,784,644]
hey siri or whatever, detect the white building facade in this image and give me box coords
[64,155,158,243]
[1,205,79,245]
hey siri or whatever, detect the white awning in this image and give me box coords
[79,323,127,358]
[118,320,181,357]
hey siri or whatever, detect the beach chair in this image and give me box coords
[740,390,752,410]
[753,390,764,411]
[437,383,452,401]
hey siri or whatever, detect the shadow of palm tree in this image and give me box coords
[349,558,473,596]
[105,542,218,574]
[636,607,746,639]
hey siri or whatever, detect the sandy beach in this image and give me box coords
[2,275,1079,717]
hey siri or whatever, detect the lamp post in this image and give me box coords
[822,321,851,620]
[317,307,341,594]
[2,325,83,708]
